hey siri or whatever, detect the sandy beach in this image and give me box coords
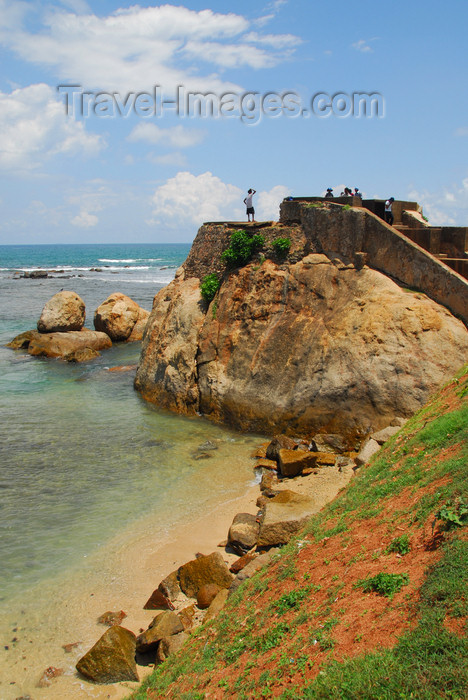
[0,457,354,700]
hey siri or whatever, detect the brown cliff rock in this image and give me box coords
[94,293,149,341]
[135,248,468,438]
[37,291,85,333]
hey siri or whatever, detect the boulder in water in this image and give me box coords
[37,291,85,333]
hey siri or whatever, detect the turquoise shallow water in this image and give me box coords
[0,244,261,602]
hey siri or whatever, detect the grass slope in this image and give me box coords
[130,365,468,699]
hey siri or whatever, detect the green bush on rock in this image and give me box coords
[271,237,291,258]
[221,230,265,268]
[200,273,220,302]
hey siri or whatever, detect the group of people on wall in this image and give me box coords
[324,188,395,225]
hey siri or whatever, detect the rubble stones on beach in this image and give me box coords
[97,610,127,627]
[136,611,184,654]
[227,513,260,555]
[144,588,175,611]
[158,570,181,602]
[37,291,85,333]
[197,583,222,609]
[266,435,297,461]
[76,626,138,684]
[278,448,317,477]
[257,491,317,547]
[356,438,381,465]
[94,292,149,342]
[204,588,229,622]
[155,632,189,664]
[178,552,233,598]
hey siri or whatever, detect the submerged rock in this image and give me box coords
[27,329,112,359]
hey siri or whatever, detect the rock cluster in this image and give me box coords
[7,291,149,362]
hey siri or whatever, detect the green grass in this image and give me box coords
[354,572,410,599]
[385,534,411,556]
[298,534,468,699]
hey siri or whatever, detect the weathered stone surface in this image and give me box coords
[158,571,181,601]
[227,513,259,555]
[126,308,150,342]
[136,611,184,653]
[312,452,337,466]
[257,492,316,547]
[311,433,347,453]
[266,435,297,461]
[64,347,101,363]
[76,626,138,684]
[37,291,85,333]
[7,330,40,349]
[178,604,196,630]
[204,588,229,621]
[229,552,258,574]
[228,549,279,595]
[371,425,401,444]
[135,277,205,413]
[260,471,278,492]
[97,610,127,627]
[143,588,175,611]
[355,438,381,465]
[94,293,149,342]
[197,583,222,609]
[178,552,233,598]
[278,449,317,477]
[27,329,112,359]
[390,417,408,428]
[255,458,278,471]
[155,632,189,664]
[135,236,468,438]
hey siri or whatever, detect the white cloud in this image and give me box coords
[71,211,98,228]
[351,39,375,53]
[128,123,205,149]
[455,127,468,137]
[151,172,291,227]
[408,178,468,225]
[243,31,301,49]
[0,2,300,93]
[149,152,188,167]
[151,171,242,225]
[0,83,103,172]
[257,185,290,220]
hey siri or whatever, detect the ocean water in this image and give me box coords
[0,244,262,603]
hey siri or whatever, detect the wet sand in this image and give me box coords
[0,461,354,700]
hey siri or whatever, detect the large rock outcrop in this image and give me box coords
[37,291,85,332]
[135,223,468,438]
[94,293,149,342]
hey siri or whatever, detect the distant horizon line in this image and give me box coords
[0,241,193,247]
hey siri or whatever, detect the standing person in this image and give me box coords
[325,188,334,198]
[244,188,256,222]
[385,197,395,225]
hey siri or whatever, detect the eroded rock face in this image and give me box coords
[94,293,149,341]
[37,291,85,333]
[135,251,468,438]
[76,626,138,684]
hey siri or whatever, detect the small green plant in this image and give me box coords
[272,586,311,615]
[385,534,411,556]
[200,273,220,302]
[436,497,468,529]
[354,572,409,599]
[271,237,291,258]
[221,230,264,267]
[342,204,351,211]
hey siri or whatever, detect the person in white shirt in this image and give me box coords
[244,189,256,222]
[385,197,395,226]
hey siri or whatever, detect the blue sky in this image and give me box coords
[0,0,467,244]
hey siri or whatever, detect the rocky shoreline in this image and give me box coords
[61,422,404,693]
